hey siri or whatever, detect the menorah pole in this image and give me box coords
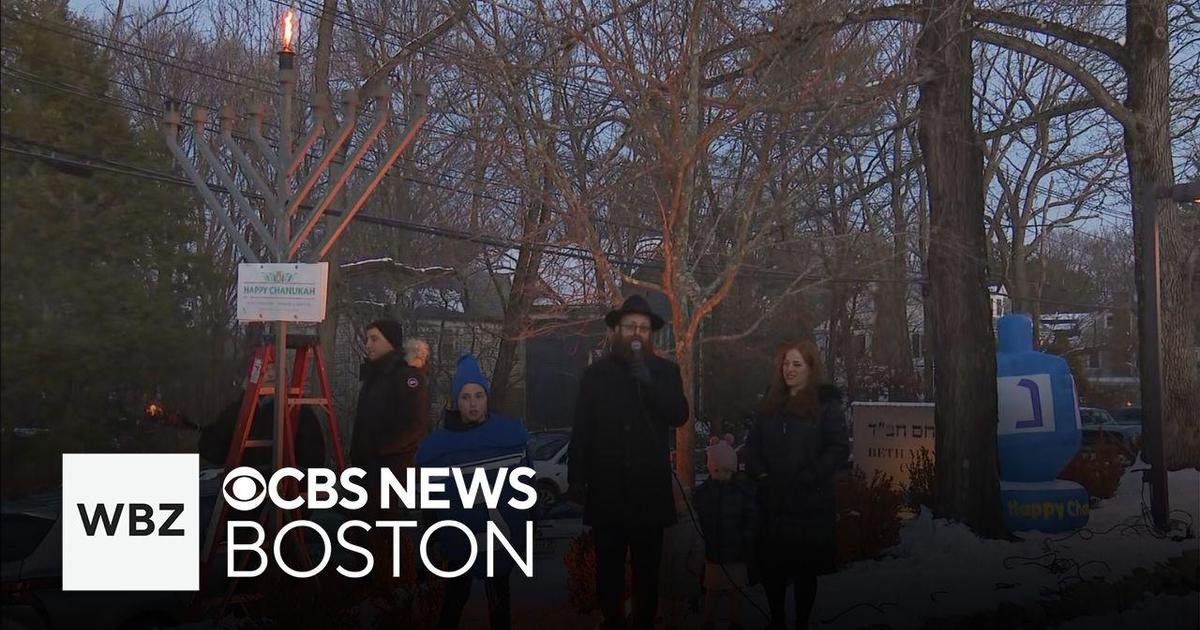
[274,50,296,539]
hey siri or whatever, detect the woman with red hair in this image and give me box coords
[744,341,849,629]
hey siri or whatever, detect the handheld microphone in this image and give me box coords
[628,339,651,387]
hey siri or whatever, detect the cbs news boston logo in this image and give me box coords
[62,454,199,591]
[63,453,537,590]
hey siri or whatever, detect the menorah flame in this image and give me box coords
[281,8,295,52]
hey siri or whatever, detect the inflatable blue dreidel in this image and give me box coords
[995,313,1082,482]
[996,313,1088,532]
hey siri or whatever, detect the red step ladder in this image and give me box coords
[197,333,346,612]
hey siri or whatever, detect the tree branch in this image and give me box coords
[970,9,1129,69]
[979,97,1099,140]
[358,0,473,100]
[974,28,1135,127]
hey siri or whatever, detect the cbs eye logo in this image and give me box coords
[222,467,267,511]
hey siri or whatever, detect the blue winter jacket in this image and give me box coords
[415,410,532,578]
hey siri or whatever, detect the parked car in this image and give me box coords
[0,479,221,630]
[528,430,571,510]
[0,469,355,630]
[1110,406,1143,440]
[1080,407,1138,463]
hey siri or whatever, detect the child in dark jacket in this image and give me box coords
[693,438,756,630]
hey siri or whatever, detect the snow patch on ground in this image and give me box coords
[813,465,1199,629]
[1045,592,1198,630]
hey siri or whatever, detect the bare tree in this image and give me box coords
[487,0,901,486]
[972,0,1199,468]
[865,80,924,401]
[914,0,1005,535]
[977,46,1123,324]
[97,1,281,424]
[829,0,1199,468]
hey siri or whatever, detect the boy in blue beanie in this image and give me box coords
[416,353,531,630]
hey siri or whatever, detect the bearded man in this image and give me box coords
[568,294,689,630]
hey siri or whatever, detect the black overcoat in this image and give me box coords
[568,353,689,529]
[744,385,850,548]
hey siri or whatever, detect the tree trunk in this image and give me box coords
[874,145,916,399]
[489,191,552,414]
[874,278,914,399]
[887,130,917,399]
[314,0,343,454]
[916,0,1004,536]
[827,280,847,379]
[487,282,525,414]
[674,339,696,491]
[917,166,936,401]
[1125,0,1199,469]
[1009,238,1029,313]
[669,1,706,491]
[314,0,337,109]
[922,281,936,400]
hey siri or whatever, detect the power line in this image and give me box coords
[0,134,720,276]
[2,58,693,247]
[4,57,1128,296]
[0,59,538,208]
[6,7,1140,294]
[0,132,940,292]
[0,16,685,233]
[10,2,1135,230]
[3,135,1125,314]
[2,9,278,94]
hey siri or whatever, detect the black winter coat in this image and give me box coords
[568,353,690,529]
[692,477,757,564]
[351,350,428,467]
[744,385,849,547]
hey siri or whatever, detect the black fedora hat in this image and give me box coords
[604,294,665,330]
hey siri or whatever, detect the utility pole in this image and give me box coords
[1142,180,1199,531]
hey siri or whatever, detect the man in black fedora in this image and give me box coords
[569,294,690,630]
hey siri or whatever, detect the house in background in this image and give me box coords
[1036,306,1139,407]
[808,275,1191,408]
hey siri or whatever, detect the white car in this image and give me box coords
[528,430,570,510]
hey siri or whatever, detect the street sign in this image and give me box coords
[236,262,329,322]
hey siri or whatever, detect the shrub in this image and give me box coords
[903,446,936,512]
[564,530,598,613]
[1060,430,1125,499]
[836,466,905,565]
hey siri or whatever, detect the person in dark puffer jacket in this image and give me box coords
[352,319,428,471]
[693,438,756,630]
[744,340,849,630]
[416,352,531,630]
[351,320,429,581]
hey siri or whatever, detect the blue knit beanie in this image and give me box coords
[451,352,490,400]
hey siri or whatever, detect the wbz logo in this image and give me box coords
[76,502,186,537]
[62,454,199,591]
